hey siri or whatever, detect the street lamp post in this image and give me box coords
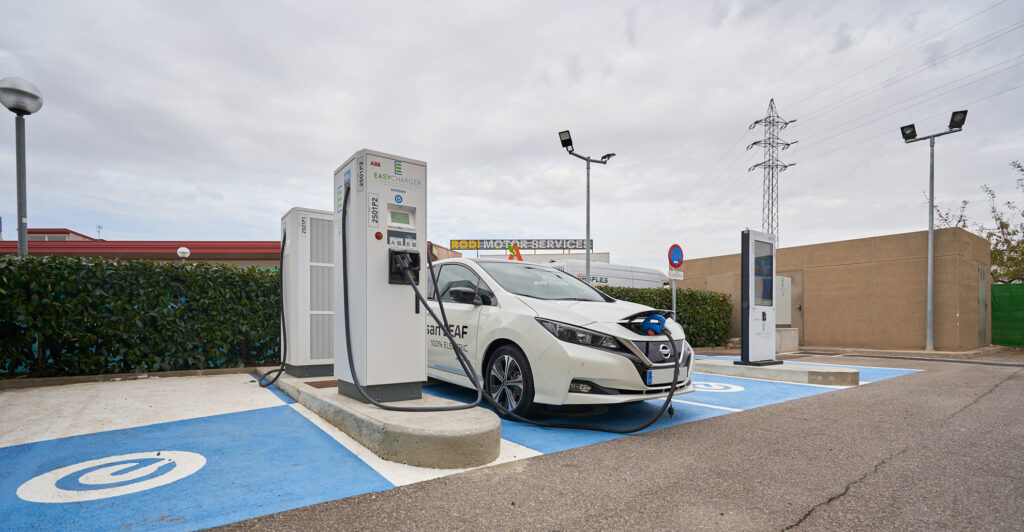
[0,77,44,257]
[900,110,967,351]
[558,130,614,285]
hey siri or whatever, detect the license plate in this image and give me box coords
[646,368,678,386]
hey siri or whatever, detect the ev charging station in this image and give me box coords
[333,149,428,402]
[738,229,781,366]
[280,207,335,377]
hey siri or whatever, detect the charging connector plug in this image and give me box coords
[389,250,420,285]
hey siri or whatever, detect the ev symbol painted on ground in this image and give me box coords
[16,451,206,503]
[693,382,745,392]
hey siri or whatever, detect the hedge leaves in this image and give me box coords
[599,286,732,347]
[0,255,280,377]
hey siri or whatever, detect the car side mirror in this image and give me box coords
[449,287,481,305]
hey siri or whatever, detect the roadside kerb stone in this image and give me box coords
[695,358,859,386]
[257,369,501,469]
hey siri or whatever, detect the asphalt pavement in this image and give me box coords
[213,351,1024,531]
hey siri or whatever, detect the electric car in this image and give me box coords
[425,258,695,416]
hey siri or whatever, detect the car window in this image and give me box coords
[430,264,496,305]
[478,262,607,302]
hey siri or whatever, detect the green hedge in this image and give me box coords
[599,286,732,347]
[0,255,280,378]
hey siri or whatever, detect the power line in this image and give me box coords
[797,19,1024,124]
[797,81,1024,163]
[790,0,1008,108]
[796,56,1024,151]
[798,53,1024,143]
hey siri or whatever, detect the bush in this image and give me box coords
[599,286,732,347]
[0,255,280,378]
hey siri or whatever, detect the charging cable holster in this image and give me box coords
[390,249,420,285]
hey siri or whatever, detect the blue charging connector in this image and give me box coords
[640,314,667,336]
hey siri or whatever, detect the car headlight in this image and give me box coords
[536,318,627,352]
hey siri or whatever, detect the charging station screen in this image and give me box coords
[390,211,410,225]
[754,241,773,306]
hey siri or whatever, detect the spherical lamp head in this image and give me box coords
[0,77,44,116]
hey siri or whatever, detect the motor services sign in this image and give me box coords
[449,239,593,251]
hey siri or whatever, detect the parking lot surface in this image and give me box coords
[217,352,1023,531]
[0,360,927,530]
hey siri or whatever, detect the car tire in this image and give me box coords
[485,344,537,418]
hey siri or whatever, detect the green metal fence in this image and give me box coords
[992,284,1024,347]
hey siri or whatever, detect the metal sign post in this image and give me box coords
[668,244,684,319]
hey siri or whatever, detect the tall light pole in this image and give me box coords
[900,110,967,351]
[0,77,44,257]
[558,130,614,285]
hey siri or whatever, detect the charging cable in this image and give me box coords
[340,185,484,412]
[259,232,287,388]
[339,183,689,432]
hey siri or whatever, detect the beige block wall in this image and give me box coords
[676,228,991,351]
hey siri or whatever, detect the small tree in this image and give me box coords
[933,161,1023,283]
[979,161,1024,283]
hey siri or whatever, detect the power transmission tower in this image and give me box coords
[747,99,796,242]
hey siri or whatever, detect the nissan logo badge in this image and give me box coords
[659,344,671,358]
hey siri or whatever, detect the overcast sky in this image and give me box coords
[1,0,1022,269]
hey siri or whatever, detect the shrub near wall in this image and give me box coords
[599,286,732,347]
[0,255,280,378]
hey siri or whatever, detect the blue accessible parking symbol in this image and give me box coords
[0,406,393,531]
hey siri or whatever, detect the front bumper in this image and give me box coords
[547,339,695,406]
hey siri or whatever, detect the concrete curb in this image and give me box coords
[695,359,859,386]
[0,367,256,391]
[797,345,1004,360]
[258,369,501,469]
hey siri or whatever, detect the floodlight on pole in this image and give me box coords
[899,109,968,351]
[0,77,44,258]
[559,130,573,150]
[557,129,614,286]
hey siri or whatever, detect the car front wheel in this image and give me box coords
[485,344,536,418]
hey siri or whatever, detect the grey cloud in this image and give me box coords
[0,0,1021,261]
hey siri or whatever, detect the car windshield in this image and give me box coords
[478,262,607,302]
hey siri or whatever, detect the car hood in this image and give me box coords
[516,296,654,327]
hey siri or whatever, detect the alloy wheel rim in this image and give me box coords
[489,354,524,411]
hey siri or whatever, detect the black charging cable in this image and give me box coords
[339,183,689,431]
[340,185,484,412]
[258,232,288,388]
[402,263,687,433]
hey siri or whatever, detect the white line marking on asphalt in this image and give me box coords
[287,403,541,486]
[671,399,743,413]
[692,372,852,389]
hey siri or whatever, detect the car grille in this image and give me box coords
[631,339,686,364]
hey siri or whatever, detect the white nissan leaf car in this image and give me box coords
[425,258,695,416]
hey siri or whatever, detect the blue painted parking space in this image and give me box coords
[2,361,921,530]
[0,405,391,532]
[424,383,728,453]
[687,373,832,410]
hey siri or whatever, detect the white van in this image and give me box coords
[545,260,668,288]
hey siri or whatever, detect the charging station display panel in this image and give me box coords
[333,149,428,398]
[740,230,779,366]
[754,241,773,306]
